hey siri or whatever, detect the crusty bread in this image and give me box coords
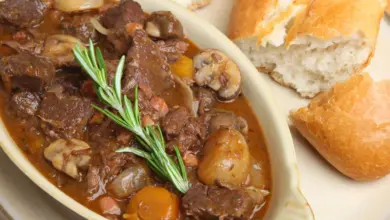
[171,0,212,10]
[290,73,390,181]
[387,0,390,14]
[229,0,386,98]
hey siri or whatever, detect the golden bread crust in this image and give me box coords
[286,0,386,48]
[290,73,390,181]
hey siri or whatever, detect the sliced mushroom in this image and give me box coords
[193,49,241,102]
[208,110,248,135]
[145,11,184,39]
[44,139,91,180]
[42,34,85,67]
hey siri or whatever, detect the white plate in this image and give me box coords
[197,1,390,220]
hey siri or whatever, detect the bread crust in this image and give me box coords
[228,0,277,40]
[285,0,385,48]
[387,0,390,14]
[290,73,390,181]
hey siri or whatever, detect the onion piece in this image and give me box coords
[90,17,111,36]
[54,0,104,12]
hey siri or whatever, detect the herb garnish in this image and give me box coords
[73,40,189,193]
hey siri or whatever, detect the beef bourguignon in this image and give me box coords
[0,0,271,219]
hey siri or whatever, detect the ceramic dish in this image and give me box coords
[0,0,314,219]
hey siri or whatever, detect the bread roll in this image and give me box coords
[290,73,390,181]
[171,0,212,10]
[229,0,386,98]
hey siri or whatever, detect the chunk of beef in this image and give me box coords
[162,107,189,138]
[124,29,173,96]
[101,0,146,29]
[106,28,132,56]
[162,107,206,153]
[0,39,45,57]
[10,91,41,118]
[145,11,184,39]
[182,184,255,220]
[157,39,189,64]
[61,15,98,43]
[53,73,86,95]
[87,139,135,199]
[38,89,94,139]
[0,0,50,27]
[194,87,216,115]
[0,53,55,93]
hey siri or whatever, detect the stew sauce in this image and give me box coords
[0,1,271,219]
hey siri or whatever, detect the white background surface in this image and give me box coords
[1,1,390,220]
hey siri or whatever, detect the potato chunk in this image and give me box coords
[197,128,250,188]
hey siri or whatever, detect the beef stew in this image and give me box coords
[0,0,271,219]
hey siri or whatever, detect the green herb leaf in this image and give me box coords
[73,41,190,193]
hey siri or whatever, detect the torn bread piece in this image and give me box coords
[229,0,386,98]
[291,73,390,181]
[170,0,212,10]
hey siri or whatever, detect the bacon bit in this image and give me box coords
[150,96,169,117]
[125,23,143,37]
[183,152,199,167]
[99,196,121,216]
[142,115,155,127]
[81,80,96,97]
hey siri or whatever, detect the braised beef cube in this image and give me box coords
[87,165,101,195]
[168,118,203,153]
[157,39,189,63]
[125,29,173,96]
[101,0,146,29]
[87,140,135,198]
[182,184,255,219]
[145,11,184,39]
[10,91,41,118]
[106,28,132,55]
[0,53,55,93]
[61,15,99,43]
[53,73,86,95]
[162,107,205,153]
[0,0,50,28]
[38,91,94,139]
[194,88,216,115]
[162,107,190,138]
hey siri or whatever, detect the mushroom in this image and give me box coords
[42,34,85,67]
[145,11,184,39]
[193,49,242,102]
[208,110,248,135]
[44,139,91,180]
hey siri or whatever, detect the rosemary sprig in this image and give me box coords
[73,40,189,193]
